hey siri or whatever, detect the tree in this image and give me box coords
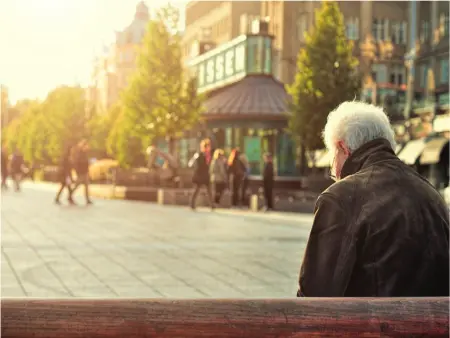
[3,100,50,163]
[87,102,121,159]
[41,86,88,162]
[106,106,145,168]
[116,4,204,166]
[16,104,51,163]
[3,86,89,165]
[286,1,360,173]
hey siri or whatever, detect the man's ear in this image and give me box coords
[337,140,351,156]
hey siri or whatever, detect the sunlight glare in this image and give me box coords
[26,0,70,16]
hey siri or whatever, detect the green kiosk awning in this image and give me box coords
[397,139,426,165]
[419,137,449,165]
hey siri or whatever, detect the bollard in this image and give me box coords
[250,194,259,212]
[157,188,164,205]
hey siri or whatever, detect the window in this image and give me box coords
[297,13,308,42]
[371,72,377,82]
[419,63,429,88]
[441,13,450,36]
[391,21,399,43]
[390,65,405,86]
[372,64,388,83]
[400,21,407,44]
[372,19,380,40]
[440,59,449,84]
[346,17,359,40]
[372,18,388,41]
[391,21,407,44]
[420,20,430,42]
[380,19,387,41]
[390,73,396,84]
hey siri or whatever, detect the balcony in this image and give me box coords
[358,37,407,62]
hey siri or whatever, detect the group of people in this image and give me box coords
[1,146,26,192]
[54,139,92,205]
[188,138,274,211]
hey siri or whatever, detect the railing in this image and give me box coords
[1,298,448,337]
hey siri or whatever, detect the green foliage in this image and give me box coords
[2,86,90,164]
[88,103,121,159]
[106,105,145,168]
[112,4,204,166]
[286,1,360,155]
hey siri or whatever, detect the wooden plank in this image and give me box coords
[1,298,448,337]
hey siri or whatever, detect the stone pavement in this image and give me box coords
[1,182,314,298]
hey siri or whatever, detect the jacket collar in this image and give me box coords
[340,138,397,179]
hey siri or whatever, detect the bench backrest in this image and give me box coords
[2,297,448,337]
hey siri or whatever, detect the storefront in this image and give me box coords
[179,31,298,179]
[395,86,450,189]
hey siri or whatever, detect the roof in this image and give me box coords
[204,75,290,118]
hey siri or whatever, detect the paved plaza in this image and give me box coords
[1,182,314,298]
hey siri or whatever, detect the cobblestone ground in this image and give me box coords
[1,182,314,298]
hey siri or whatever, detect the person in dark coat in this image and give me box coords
[1,145,9,190]
[189,139,214,210]
[71,139,93,205]
[54,146,76,205]
[227,148,245,207]
[298,101,449,297]
[239,153,250,207]
[262,152,274,211]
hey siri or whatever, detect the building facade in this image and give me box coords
[178,1,448,189]
[86,2,149,113]
[115,1,149,92]
[396,0,449,191]
[261,1,410,105]
[182,1,261,63]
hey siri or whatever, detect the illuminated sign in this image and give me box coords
[188,35,273,93]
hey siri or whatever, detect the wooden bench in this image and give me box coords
[1,298,448,337]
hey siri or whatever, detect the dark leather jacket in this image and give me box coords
[298,138,449,297]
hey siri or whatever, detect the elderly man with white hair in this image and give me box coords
[297,101,449,297]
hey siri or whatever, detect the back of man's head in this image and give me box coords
[323,101,396,153]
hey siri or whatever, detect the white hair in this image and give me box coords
[323,101,396,153]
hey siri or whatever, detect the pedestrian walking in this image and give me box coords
[1,145,9,190]
[9,148,24,192]
[239,153,250,207]
[227,148,245,207]
[209,149,228,205]
[189,139,214,210]
[70,140,93,205]
[54,145,76,205]
[262,152,274,211]
[297,101,449,297]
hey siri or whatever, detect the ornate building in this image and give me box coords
[86,2,150,113]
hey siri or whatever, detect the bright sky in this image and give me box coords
[0,0,186,104]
